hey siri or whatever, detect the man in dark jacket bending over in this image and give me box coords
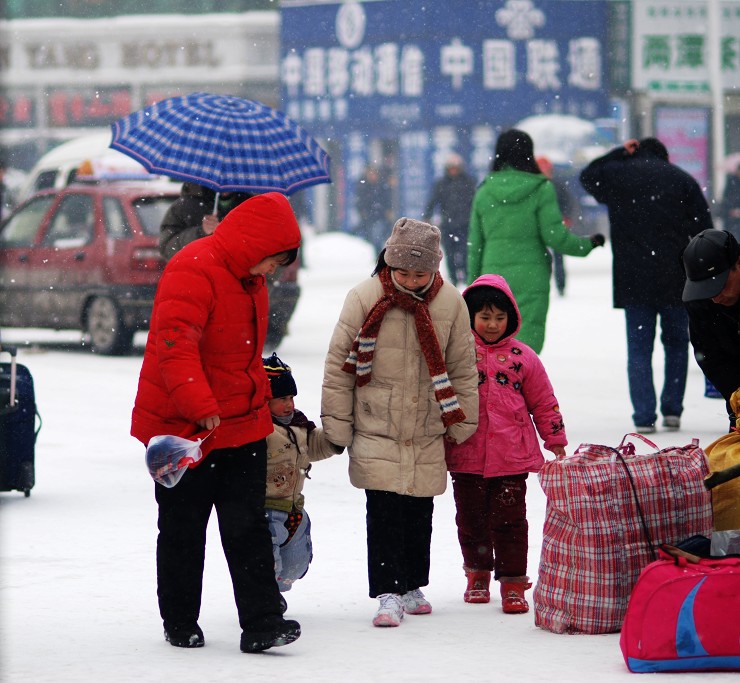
[682,229,740,430]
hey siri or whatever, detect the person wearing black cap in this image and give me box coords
[580,137,714,433]
[262,353,343,594]
[682,229,740,429]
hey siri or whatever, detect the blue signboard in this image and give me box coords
[281,0,609,135]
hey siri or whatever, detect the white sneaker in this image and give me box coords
[401,588,432,615]
[372,593,404,627]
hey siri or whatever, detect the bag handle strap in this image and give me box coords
[660,543,702,564]
[613,450,658,559]
[572,433,658,458]
[618,432,659,452]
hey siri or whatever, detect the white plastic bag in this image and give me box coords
[710,529,740,556]
[145,435,205,488]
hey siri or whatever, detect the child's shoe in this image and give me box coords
[464,568,491,604]
[372,593,404,627]
[400,588,432,615]
[499,576,532,614]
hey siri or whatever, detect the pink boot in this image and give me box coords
[464,568,491,604]
[499,576,532,614]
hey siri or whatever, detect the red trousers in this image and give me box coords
[450,472,529,579]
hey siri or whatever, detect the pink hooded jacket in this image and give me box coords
[445,274,567,477]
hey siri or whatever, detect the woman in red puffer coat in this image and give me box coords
[131,192,303,654]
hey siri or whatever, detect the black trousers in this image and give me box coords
[365,489,434,598]
[155,440,283,632]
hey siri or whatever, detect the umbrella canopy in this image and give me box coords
[110,93,331,195]
[515,114,601,165]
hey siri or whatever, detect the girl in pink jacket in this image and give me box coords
[445,273,567,614]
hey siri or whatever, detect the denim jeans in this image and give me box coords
[624,305,689,427]
[266,509,312,592]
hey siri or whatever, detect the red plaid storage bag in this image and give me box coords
[620,548,740,672]
[533,434,713,634]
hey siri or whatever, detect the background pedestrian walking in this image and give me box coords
[580,137,714,433]
[423,153,477,287]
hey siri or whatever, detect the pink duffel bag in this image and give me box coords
[620,547,740,673]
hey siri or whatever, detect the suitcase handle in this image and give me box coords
[0,344,18,412]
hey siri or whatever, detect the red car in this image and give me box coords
[0,179,179,354]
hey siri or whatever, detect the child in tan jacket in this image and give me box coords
[263,353,343,592]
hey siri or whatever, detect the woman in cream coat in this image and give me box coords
[321,218,479,627]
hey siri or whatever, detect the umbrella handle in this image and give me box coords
[213,192,220,215]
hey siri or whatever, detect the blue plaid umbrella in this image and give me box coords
[110,92,331,195]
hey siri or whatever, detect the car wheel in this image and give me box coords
[85,296,133,355]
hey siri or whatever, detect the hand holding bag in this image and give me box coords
[534,434,713,634]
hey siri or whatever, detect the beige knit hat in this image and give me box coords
[384,218,443,272]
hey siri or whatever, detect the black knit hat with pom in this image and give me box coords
[262,352,297,398]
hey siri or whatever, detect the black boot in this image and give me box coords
[240,616,301,653]
[164,623,204,648]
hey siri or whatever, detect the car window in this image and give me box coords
[103,197,131,239]
[133,195,177,236]
[34,170,58,192]
[0,195,56,247]
[42,194,95,248]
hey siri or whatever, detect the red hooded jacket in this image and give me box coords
[131,192,301,460]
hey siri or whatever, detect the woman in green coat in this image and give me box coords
[468,129,605,353]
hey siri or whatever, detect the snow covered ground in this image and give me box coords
[1,231,734,682]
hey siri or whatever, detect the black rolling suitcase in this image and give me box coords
[0,345,41,496]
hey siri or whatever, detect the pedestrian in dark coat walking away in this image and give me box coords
[536,156,578,297]
[355,165,393,255]
[580,137,714,434]
[682,229,740,430]
[423,153,477,287]
[132,193,303,654]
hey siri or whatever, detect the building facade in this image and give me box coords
[0,11,279,169]
[1,1,737,231]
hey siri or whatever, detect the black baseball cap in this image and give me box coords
[682,230,737,302]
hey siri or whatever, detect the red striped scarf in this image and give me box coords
[342,267,466,427]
